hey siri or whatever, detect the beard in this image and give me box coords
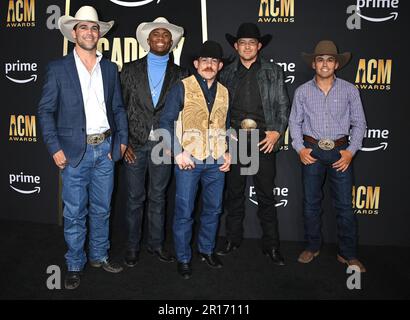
[76,38,98,51]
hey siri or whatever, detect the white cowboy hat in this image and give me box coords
[58,6,114,43]
[136,17,184,53]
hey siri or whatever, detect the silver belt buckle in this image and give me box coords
[87,133,104,145]
[318,139,335,151]
[240,119,257,131]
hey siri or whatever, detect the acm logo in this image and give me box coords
[355,59,392,90]
[6,0,35,27]
[9,115,37,142]
[352,186,380,215]
[258,0,295,23]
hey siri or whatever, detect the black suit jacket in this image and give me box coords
[120,56,188,148]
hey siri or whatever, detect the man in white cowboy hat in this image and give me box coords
[289,40,367,272]
[216,23,290,266]
[38,5,128,289]
[120,17,187,267]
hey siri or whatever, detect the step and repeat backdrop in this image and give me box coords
[1,0,409,246]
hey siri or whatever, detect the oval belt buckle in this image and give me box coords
[318,139,335,151]
[240,119,257,131]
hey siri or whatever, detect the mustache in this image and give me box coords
[203,67,214,72]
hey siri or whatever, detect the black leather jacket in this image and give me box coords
[120,56,188,148]
[220,56,290,151]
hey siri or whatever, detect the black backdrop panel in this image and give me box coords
[1,0,409,246]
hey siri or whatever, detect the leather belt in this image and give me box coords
[303,135,348,151]
[87,129,111,145]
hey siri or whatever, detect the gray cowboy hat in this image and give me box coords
[302,40,351,68]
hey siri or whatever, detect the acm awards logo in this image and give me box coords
[346,0,399,30]
[355,59,392,90]
[258,0,295,23]
[9,172,41,195]
[9,115,37,143]
[249,186,289,208]
[109,0,161,7]
[361,128,389,152]
[6,0,35,28]
[5,61,38,84]
[352,185,380,215]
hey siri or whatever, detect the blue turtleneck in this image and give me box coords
[147,52,169,107]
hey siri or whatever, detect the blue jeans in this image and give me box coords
[61,137,114,272]
[124,141,171,251]
[173,163,225,263]
[302,141,357,259]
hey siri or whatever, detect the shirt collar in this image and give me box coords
[311,75,338,89]
[194,71,217,91]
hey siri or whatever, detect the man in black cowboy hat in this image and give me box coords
[120,17,188,267]
[217,23,290,266]
[289,40,367,272]
[160,40,231,279]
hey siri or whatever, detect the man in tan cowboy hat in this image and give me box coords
[120,17,187,267]
[289,40,367,272]
[216,23,290,266]
[38,5,128,289]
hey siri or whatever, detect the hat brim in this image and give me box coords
[225,33,272,49]
[136,21,184,53]
[301,52,351,69]
[58,15,114,43]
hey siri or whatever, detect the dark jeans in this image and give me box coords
[302,141,358,259]
[124,141,171,252]
[173,163,225,263]
[61,137,114,271]
[225,133,280,249]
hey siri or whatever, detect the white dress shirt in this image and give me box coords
[73,48,110,135]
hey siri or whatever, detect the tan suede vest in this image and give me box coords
[176,75,229,160]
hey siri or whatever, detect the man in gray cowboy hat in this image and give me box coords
[120,17,188,267]
[216,23,290,266]
[38,5,128,289]
[289,40,367,272]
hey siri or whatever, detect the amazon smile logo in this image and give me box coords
[249,186,289,207]
[9,172,41,195]
[109,0,161,7]
[5,61,38,84]
[360,128,389,152]
[346,1,399,30]
[356,0,399,22]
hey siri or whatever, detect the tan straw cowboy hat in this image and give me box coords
[58,6,114,43]
[136,17,184,53]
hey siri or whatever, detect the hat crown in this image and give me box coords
[314,40,338,55]
[199,40,223,60]
[74,6,99,22]
[152,17,170,24]
[236,23,261,39]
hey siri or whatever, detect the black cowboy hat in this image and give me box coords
[225,23,272,48]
